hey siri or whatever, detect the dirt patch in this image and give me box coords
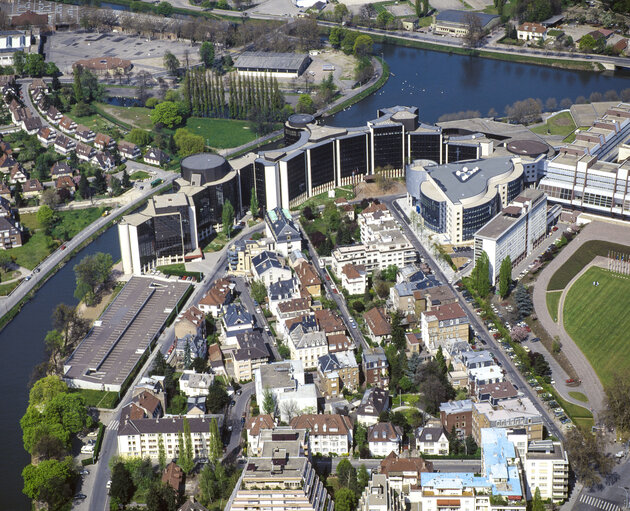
[354,180,407,200]
[385,3,414,17]
[554,117,572,126]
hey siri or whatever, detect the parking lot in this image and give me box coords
[45,31,200,76]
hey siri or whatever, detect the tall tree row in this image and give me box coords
[184,70,284,122]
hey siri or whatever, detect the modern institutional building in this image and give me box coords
[474,189,547,285]
[432,10,500,37]
[407,156,525,244]
[539,103,630,218]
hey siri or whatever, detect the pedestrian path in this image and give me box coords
[580,493,622,511]
[107,419,119,431]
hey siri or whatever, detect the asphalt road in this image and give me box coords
[384,197,565,442]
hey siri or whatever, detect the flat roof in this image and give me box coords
[234,51,309,71]
[64,277,190,390]
[181,153,226,171]
[435,10,499,27]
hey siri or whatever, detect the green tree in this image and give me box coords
[336,458,358,493]
[334,487,356,511]
[376,10,394,28]
[296,94,315,114]
[155,0,173,15]
[531,487,544,511]
[353,35,373,57]
[93,167,107,195]
[329,27,345,48]
[263,387,276,415]
[146,481,178,511]
[73,65,83,103]
[163,51,180,75]
[251,280,267,304]
[151,101,183,128]
[127,128,152,146]
[250,188,259,218]
[77,173,90,200]
[200,42,215,68]
[436,346,448,375]
[472,251,491,297]
[206,382,229,413]
[110,176,123,197]
[29,375,67,409]
[178,418,195,474]
[22,456,77,510]
[151,350,167,376]
[222,199,235,239]
[73,252,113,305]
[122,169,131,189]
[390,310,406,351]
[333,2,349,21]
[173,127,204,156]
[158,435,166,471]
[209,418,223,463]
[498,256,512,298]
[111,461,135,508]
[357,464,370,492]
[37,204,56,233]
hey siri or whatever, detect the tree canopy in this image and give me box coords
[74,252,113,306]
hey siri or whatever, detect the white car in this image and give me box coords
[81,444,95,454]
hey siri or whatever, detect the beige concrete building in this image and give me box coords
[420,302,469,356]
[317,351,359,397]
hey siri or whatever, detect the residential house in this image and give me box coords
[0,183,11,201]
[9,165,27,184]
[162,462,184,495]
[174,305,206,339]
[232,330,269,381]
[467,364,504,393]
[75,124,95,143]
[362,347,389,389]
[117,414,224,459]
[37,126,56,147]
[91,151,115,171]
[178,499,209,511]
[227,237,274,275]
[416,285,457,313]
[406,332,421,354]
[119,140,141,160]
[254,360,318,423]
[363,307,391,344]
[222,303,254,341]
[144,147,170,166]
[245,414,276,456]
[358,474,404,511]
[295,261,321,297]
[54,133,76,155]
[288,249,307,268]
[46,105,62,124]
[178,370,214,397]
[198,277,233,317]
[58,115,77,134]
[416,426,449,455]
[317,351,359,397]
[341,263,367,295]
[368,422,403,457]
[133,376,167,412]
[283,314,317,343]
[265,206,302,257]
[122,390,164,420]
[22,178,43,198]
[22,115,41,135]
[75,141,94,162]
[268,278,300,310]
[476,381,519,406]
[379,451,434,493]
[356,387,390,427]
[314,309,346,339]
[288,327,328,370]
[94,133,115,151]
[174,334,207,369]
[420,302,469,356]
[208,343,226,376]
[29,78,48,95]
[55,176,76,195]
[276,297,311,323]
[440,400,473,438]
[290,414,353,456]
[472,397,544,443]
[0,153,17,173]
[0,216,22,249]
[327,333,354,353]
[252,250,291,286]
[517,22,547,41]
[0,30,38,65]
[187,395,207,414]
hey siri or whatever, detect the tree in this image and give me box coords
[146,481,178,511]
[353,35,373,57]
[127,128,152,147]
[463,13,484,47]
[158,435,166,471]
[93,167,107,195]
[222,199,235,239]
[514,283,533,318]
[376,10,394,28]
[78,173,90,200]
[333,2,349,21]
[29,375,68,410]
[391,310,406,351]
[498,256,512,298]
[604,372,630,435]
[471,251,490,297]
[355,56,374,85]
[251,280,267,304]
[208,418,223,463]
[263,387,276,416]
[531,487,544,511]
[296,93,315,114]
[206,382,230,413]
[111,461,135,508]
[173,127,204,156]
[178,418,195,474]
[436,346,448,375]
[336,458,357,493]
[37,204,56,233]
[565,428,614,487]
[163,51,180,75]
[73,252,113,305]
[110,176,123,197]
[250,188,259,218]
[357,464,369,492]
[22,456,77,510]
[121,169,131,189]
[200,42,215,68]
[73,65,84,103]
[152,350,167,376]
[155,1,173,15]
[335,487,356,511]
[151,101,183,128]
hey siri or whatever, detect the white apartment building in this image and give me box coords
[341,263,367,295]
[0,30,37,65]
[474,189,547,285]
[178,371,214,397]
[332,237,416,276]
[288,330,329,370]
[290,414,353,456]
[358,474,404,511]
[522,440,569,502]
[368,422,403,457]
[117,415,223,459]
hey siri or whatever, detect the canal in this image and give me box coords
[0,226,120,511]
[4,42,630,509]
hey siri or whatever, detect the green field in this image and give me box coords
[130,171,150,181]
[70,388,118,409]
[569,391,589,402]
[66,110,119,134]
[99,103,153,130]
[546,291,561,322]
[293,186,355,211]
[530,111,576,137]
[564,266,630,387]
[185,118,259,149]
[547,240,630,291]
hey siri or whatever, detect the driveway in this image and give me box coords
[531,220,630,419]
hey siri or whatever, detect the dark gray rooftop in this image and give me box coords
[435,9,498,27]
[181,153,226,171]
[234,51,309,71]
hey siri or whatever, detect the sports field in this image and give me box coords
[563,266,630,387]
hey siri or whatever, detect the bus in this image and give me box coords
[151,178,163,188]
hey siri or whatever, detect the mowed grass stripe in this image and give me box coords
[546,291,561,322]
[563,266,630,387]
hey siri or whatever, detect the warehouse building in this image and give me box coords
[234,52,311,78]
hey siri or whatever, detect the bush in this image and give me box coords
[145,97,159,108]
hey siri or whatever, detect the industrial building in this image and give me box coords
[234,52,311,78]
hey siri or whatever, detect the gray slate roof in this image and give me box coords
[435,9,498,27]
[234,52,309,72]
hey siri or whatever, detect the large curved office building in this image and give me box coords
[119,106,512,274]
[406,157,525,244]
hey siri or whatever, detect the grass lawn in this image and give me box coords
[0,280,20,296]
[156,263,186,274]
[202,231,229,252]
[66,110,119,134]
[530,111,576,137]
[564,266,630,387]
[399,393,420,406]
[546,291,561,322]
[562,126,589,143]
[547,240,630,291]
[293,186,355,211]
[70,388,118,409]
[544,383,593,431]
[11,207,108,269]
[99,103,153,130]
[185,117,260,149]
[569,391,589,402]
[130,171,151,181]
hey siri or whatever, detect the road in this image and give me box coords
[314,456,481,474]
[383,197,565,443]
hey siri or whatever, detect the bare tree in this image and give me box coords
[560,97,572,109]
[545,97,557,112]
[589,91,603,103]
[280,400,300,422]
[605,89,620,101]
[463,13,484,48]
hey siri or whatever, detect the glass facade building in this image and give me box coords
[309,141,335,190]
[372,124,403,170]
[410,132,442,163]
[338,133,368,178]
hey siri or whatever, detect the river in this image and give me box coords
[4,42,630,509]
[0,226,120,511]
[328,43,630,126]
